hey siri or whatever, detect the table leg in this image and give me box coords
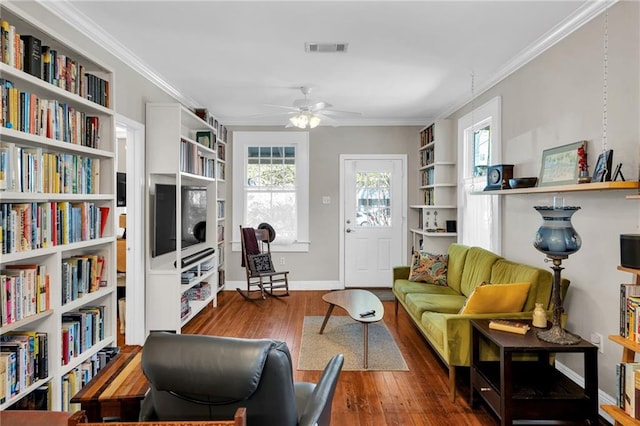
[363,322,369,369]
[319,304,335,334]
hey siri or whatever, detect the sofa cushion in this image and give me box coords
[460,247,502,297]
[405,293,467,318]
[408,252,448,285]
[393,279,459,303]
[445,244,469,294]
[459,282,531,314]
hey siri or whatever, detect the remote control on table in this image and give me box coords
[360,310,376,317]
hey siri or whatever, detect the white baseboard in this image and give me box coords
[225,280,344,291]
[555,361,615,424]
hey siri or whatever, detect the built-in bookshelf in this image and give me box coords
[410,120,457,254]
[0,2,117,412]
[145,103,222,334]
[214,121,226,293]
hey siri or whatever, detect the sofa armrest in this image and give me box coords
[442,311,534,367]
[393,266,410,282]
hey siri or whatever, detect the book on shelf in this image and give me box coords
[488,319,531,335]
[621,284,640,338]
[19,35,41,78]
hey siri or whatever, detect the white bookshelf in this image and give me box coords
[0,2,116,411]
[145,103,222,334]
[411,120,457,254]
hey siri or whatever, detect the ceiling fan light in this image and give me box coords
[309,114,321,128]
[290,113,320,129]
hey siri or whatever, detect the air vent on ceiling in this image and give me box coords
[305,42,349,53]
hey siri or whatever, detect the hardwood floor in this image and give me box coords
[181,290,499,426]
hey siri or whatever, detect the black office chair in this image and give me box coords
[140,332,343,426]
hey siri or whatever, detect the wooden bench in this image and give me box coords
[71,345,149,422]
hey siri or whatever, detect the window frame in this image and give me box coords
[457,96,503,254]
[232,131,310,252]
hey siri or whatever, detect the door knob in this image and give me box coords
[346,228,354,233]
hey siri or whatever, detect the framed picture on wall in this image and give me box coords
[538,141,586,187]
[592,149,614,182]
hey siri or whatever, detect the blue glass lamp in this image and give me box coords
[533,198,582,345]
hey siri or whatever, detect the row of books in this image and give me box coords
[60,346,119,411]
[3,383,48,409]
[217,162,225,180]
[61,254,105,305]
[1,79,102,147]
[1,331,48,402]
[1,202,109,254]
[217,224,224,244]
[217,200,225,219]
[192,109,227,143]
[180,138,215,178]
[1,142,101,193]
[61,306,105,366]
[0,21,110,108]
[617,362,640,418]
[217,142,226,161]
[218,268,225,290]
[421,168,435,186]
[620,284,640,340]
[185,282,211,301]
[420,124,435,147]
[180,292,191,320]
[420,145,435,168]
[0,263,49,326]
[423,187,435,205]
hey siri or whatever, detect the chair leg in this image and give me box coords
[449,366,456,402]
[394,298,399,317]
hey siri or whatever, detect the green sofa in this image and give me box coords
[393,243,568,400]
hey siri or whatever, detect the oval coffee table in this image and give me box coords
[319,289,384,369]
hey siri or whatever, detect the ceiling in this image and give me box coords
[44,1,606,127]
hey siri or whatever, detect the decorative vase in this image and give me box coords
[578,170,592,184]
[532,303,547,328]
[533,205,582,258]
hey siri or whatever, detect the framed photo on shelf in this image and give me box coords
[592,149,614,182]
[538,141,586,187]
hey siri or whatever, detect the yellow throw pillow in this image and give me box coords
[459,282,531,314]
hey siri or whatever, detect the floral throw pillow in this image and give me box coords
[408,252,448,285]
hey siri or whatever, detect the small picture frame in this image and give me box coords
[539,141,586,187]
[592,149,614,182]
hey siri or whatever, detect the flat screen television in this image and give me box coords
[153,184,207,257]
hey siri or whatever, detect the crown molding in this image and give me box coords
[438,0,617,120]
[36,0,201,110]
[37,0,615,125]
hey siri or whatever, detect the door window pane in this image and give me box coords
[356,172,391,227]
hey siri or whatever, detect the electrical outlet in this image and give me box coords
[280,257,285,265]
[590,332,604,353]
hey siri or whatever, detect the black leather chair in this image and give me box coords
[140,332,343,426]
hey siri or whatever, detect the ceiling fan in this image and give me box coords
[264,86,361,128]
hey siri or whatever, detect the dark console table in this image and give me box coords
[470,319,598,425]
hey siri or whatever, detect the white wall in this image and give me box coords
[226,125,420,284]
[448,1,640,399]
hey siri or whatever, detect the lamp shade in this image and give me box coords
[533,205,581,258]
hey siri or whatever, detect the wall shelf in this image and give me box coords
[472,181,638,195]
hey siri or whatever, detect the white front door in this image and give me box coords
[342,156,406,287]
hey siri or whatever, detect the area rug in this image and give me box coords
[298,316,409,371]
